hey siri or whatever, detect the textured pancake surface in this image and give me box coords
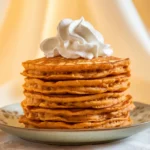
[23,74,130,94]
[22,56,130,80]
[22,99,135,117]
[22,56,130,72]
[22,92,131,109]
[22,66,130,80]
[19,115,132,129]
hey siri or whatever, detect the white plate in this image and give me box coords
[0,102,150,145]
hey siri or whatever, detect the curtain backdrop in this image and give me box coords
[0,0,150,106]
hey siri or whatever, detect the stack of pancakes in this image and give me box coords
[19,56,135,129]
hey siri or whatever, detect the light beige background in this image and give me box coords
[0,0,150,106]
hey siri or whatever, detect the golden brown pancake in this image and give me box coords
[23,74,130,94]
[22,93,131,109]
[22,99,135,117]
[24,92,124,103]
[22,66,130,80]
[19,115,132,129]
[21,56,130,80]
[23,109,130,122]
[22,56,130,72]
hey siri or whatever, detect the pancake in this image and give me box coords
[22,56,130,73]
[24,74,129,87]
[19,115,132,129]
[23,108,130,122]
[22,93,131,109]
[22,98,135,117]
[24,92,124,103]
[23,81,129,95]
[22,66,130,80]
[23,75,130,94]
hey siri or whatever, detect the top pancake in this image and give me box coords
[22,56,130,72]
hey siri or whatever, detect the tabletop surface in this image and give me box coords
[0,129,150,150]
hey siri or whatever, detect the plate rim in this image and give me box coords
[0,102,150,132]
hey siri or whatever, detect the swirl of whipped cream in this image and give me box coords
[40,17,113,59]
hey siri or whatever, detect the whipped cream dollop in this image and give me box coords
[40,17,113,59]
